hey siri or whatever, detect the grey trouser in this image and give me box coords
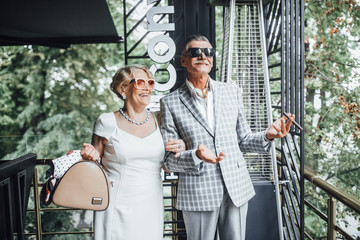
[182,189,248,240]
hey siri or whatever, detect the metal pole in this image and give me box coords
[300,0,305,238]
[327,196,336,240]
[259,1,284,239]
[123,0,128,64]
[280,0,286,238]
[226,0,236,83]
[33,168,42,240]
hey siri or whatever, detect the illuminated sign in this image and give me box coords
[146,1,176,92]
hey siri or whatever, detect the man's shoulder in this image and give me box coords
[161,85,184,102]
[212,80,238,92]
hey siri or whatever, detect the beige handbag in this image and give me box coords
[52,160,110,211]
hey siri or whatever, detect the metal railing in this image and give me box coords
[278,155,360,240]
[13,158,359,239]
[23,160,185,240]
[264,0,306,238]
[304,169,360,240]
[29,164,93,239]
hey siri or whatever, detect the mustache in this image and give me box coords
[193,60,210,66]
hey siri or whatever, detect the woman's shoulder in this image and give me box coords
[97,112,119,126]
[94,112,116,139]
[97,112,115,121]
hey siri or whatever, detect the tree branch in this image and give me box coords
[306,63,340,84]
[329,60,360,68]
[317,106,334,130]
[326,166,360,181]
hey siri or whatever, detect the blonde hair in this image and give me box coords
[110,64,154,100]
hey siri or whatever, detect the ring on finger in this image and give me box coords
[277,131,282,135]
[178,143,182,149]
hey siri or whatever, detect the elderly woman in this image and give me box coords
[81,65,184,240]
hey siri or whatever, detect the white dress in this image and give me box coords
[93,112,165,240]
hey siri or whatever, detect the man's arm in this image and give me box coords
[160,99,200,172]
[235,87,272,153]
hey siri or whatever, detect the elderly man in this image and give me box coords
[160,34,294,240]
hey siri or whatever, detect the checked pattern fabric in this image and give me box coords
[160,80,271,211]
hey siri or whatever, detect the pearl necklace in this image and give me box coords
[119,108,150,125]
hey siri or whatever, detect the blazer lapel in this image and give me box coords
[179,84,214,137]
[213,81,223,137]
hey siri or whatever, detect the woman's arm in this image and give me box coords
[163,139,186,173]
[80,134,106,161]
[166,139,186,158]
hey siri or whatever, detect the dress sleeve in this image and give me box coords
[93,112,115,140]
[152,110,161,125]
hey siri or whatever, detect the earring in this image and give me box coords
[122,94,126,100]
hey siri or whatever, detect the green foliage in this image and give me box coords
[304,0,360,237]
[0,43,124,159]
[41,211,89,240]
[0,15,125,237]
[1,0,359,238]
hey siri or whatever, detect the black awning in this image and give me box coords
[0,0,123,48]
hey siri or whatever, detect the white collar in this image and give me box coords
[185,77,213,97]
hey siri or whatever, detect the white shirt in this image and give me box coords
[185,77,273,166]
[185,78,215,132]
[185,78,215,165]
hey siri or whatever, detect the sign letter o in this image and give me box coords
[148,35,176,63]
[150,64,177,92]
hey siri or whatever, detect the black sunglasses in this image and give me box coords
[186,48,215,58]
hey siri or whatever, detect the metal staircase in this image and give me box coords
[221,0,305,239]
[222,0,274,183]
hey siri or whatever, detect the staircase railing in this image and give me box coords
[277,155,360,240]
[22,160,185,240]
[2,155,358,239]
[303,168,360,240]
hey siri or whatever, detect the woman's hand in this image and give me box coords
[80,143,100,162]
[166,139,186,158]
[161,164,172,173]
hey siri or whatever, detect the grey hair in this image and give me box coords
[110,64,154,100]
[181,34,212,56]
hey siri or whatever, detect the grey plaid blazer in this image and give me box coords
[160,80,271,211]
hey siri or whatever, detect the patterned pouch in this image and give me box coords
[40,150,82,206]
[52,150,82,179]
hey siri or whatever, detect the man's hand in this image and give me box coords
[196,144,225,164]
[266,113,295,140]
[80,143,100,161]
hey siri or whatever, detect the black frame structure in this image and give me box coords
[123,0,216,91]
[263,0,305,239]
[0,153,37,240]
[123,0,304,239]
[0,0,123,48]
